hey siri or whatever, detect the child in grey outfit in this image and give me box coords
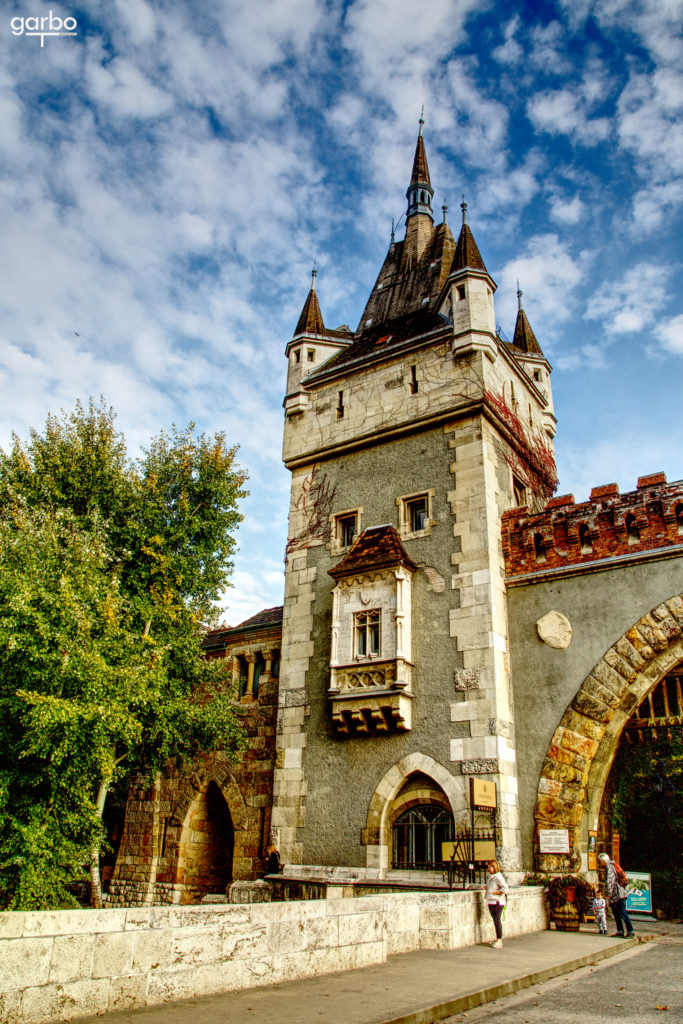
[592,888,608,934]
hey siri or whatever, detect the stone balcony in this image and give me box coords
[328,658,413,734]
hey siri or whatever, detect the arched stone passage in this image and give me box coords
[534,593,683,872]
[362,753,465,872]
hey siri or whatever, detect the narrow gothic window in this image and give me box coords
[579,523,593,554]
[676,503,683,535]
[307,348,315,362]
[355,610,380,657]
[626,514,640,545]
[294,349,300,363]
[512,476,526,507]
[337,391,344,419]
[456,285,465,301]
[534,533,547,563]
[410,365,418,394]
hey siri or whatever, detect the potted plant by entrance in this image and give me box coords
[546,875,595,931]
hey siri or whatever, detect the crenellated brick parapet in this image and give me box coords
[502,473,683,578]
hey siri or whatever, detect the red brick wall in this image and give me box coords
[502,474,683,577]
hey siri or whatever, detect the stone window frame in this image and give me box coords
[328,506,363,553]
[511,473,527,508]
[396,488,435,540]
[354,608,381,660]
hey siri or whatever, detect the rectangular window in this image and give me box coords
[355,610,380,657]
[398,490,434,538]
[337,390,344,419]
[407,496,428,532]
[337,513,357,548]
[307,348,315,362]
[410,365,418,394]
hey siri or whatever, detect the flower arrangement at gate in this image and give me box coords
[545,874,595,915]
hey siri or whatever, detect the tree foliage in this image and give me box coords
[0,400,248,909]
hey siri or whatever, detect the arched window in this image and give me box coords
[578,523,592,554]
[392,804,454,870]
[534,532,547,563]
[626,513,640,545]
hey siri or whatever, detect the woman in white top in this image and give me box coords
[485,859,509,948]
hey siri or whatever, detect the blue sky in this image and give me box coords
[1,0,682,624]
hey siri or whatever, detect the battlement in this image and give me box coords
[502,473,683,577]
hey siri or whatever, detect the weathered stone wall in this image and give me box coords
[111,670,279,904]
[507,549,683,869]
[0,889,547,1024]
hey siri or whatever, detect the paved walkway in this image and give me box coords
[82,928,653,1024]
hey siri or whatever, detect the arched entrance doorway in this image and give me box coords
[533,593,683,873]
[598,668,682,913]
[176,780,235,901]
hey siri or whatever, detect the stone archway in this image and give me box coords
[362,753,465,872]
[534,594,683,872]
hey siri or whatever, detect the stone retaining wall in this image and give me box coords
[1,889,546,1024]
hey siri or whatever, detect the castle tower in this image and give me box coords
[274,125,556,875]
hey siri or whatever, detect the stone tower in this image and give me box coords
[274,124,556,875]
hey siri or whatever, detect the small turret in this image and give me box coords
[442,198,498,362]
[403,113,435,261]
[511,284,555,437]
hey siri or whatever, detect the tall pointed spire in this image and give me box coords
[294,264,325,336]
[450,195,488,274]
[512,284,544,355]
[406,112,433,222]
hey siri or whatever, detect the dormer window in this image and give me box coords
[355,610,380,658]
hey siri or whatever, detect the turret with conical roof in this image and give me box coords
[283,267,352,418]
[441,198,498,362]
[512,284,543,356]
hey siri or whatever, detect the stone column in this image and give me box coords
[243,653,257,702]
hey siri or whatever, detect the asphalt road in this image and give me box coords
[442,938,683,1024]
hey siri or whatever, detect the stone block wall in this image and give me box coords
[502,475,683,577]
[0,889,547,1024]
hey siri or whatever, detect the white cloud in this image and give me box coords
[528,87,611,146]
[549,194,585,225]
[617,68,683,180]
[492,16,522,65]
[584,263,670,334]
[497,234,590,342]
[528,21,572,75]
[655,314,683,355]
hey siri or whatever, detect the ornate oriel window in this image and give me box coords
[355,609,380,657]
[392,805,454,870]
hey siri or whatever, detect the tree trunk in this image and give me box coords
[90,774,112,909]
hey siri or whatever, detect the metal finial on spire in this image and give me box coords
[311,258,317,288]
[461,193,468,225]
[517,280,523,310]
[442,198,448,224]
[391,218,395,244]
[419,105,425,135]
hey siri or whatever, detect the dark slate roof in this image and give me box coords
[328,525,418,581]
[312,308,449,374]
[356,222,456,330]
[450,222,488,274]
[512,307,544,356]
[203,606,284,647]
[294,286,325,335]
[410,133,431,188]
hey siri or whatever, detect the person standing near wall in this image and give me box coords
[485,859,509,948]
[598,852,635,937]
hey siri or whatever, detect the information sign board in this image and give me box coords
[625,871,652,914]
[471,779,497,810]
[538,828,570,854]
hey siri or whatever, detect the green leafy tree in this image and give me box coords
[0,400,248,909]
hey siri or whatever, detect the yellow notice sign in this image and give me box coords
[471,779,497,809]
